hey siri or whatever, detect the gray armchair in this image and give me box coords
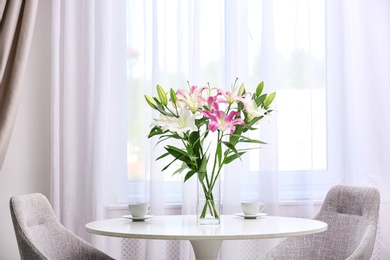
[10,193,114,260]
[260,185,380,260]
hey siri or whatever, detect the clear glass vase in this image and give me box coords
[196,172,221,225]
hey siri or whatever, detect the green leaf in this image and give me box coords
[147,127,164,138]
[255,94,267,106]
[245,116,261,129]
[184,170,196,182]
[165,146,192,165]
[222,140,247,164]
[264,92,276,108]
[156,152,170,161]
[172,162,188,176]
[238,136,267,144]
[237,147,264,152]
[154,133,176,145]
[222,141,239,155]
[189,131,201,149]
[196,117,209,128]
[161,158,178,171]
[155,103,174,116]
[156,134,183,147]
[230,125,243,145]
[189,131,202,165]
[237,101,245,111]
[165,145,187,156]
[224,152,246,164]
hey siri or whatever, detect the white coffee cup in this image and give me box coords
[128,203,150,218]
[241,201,265,215]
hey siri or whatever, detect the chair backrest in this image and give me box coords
[261,185,380,260]
[314,185,380,260]
[10,193,114,260]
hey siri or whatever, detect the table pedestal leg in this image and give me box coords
[190,240,223,260]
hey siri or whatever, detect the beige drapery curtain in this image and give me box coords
[0,0,39,170]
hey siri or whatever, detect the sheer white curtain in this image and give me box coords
[51,0,128,258]
[127,0,323,259]
[128,0,390,259]
[51,0,390,259]
[327,0,390,258]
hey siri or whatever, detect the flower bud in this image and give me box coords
[144,95,158,109]
[256,81,264,96]
[170,88,177,104]
[237,83,245,96]
[263,92,276,108]
[157,85,168,106]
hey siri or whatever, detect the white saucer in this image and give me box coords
[122,215,154,221]
[234,212,267,219]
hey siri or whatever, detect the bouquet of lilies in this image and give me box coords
[144,79,275,220]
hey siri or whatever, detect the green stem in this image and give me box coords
[198,129,224,221]
[199,175,219,220]
[207,130,224,194]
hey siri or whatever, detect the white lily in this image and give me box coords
[246,100,267,122]
[151,108,197,137]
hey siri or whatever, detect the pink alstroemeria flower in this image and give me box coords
[203,110,245,133]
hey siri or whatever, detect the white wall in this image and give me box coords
[0,0,51,259]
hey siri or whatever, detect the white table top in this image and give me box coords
[86,214,328,241]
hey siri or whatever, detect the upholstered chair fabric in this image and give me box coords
[10,193,114,260]
[260,185,380,260]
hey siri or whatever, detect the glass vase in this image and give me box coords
[196,171,221,225]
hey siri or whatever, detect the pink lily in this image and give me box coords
[176,85,207,113]
[206,96,220,111]
[216,88,248,106]
[202,110,245,133]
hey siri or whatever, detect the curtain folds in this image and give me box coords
[326,1,390,257]
[0,0,39,170]
[51,0,128,257]
[51,0,390,259]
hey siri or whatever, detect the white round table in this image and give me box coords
[86,215,327,260]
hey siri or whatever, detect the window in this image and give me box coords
[126,0,329,203]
